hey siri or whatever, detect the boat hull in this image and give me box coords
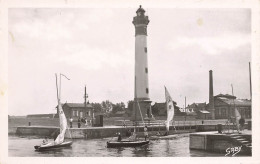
[34,141,73,151]
[107,140,149,148]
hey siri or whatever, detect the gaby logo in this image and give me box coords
[225,146,242,156]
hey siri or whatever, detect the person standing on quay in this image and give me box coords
[85,117,88,126]
[78,117,81,128]
[144,126,148,141]
[239,117,245,132]
[69,117,73,128]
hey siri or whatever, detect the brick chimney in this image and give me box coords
[209,70,215,119]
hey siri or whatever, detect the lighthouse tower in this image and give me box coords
[132,6,152,121]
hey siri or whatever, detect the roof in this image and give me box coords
[187,103,206,108]
[153,102,165,108]
[215,94,236,99]
[217,98,251,107]
[136,5,145,14]
[199,110,211,114]
[62,103,93,108]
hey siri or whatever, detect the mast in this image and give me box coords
[134,76,137,127]
[249,62,252,100]
[55,73,59,102]
[185,96,186,112]
[84,85,88,117]
[231,84,236,108]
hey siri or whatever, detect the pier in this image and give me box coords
[190,130,252,155]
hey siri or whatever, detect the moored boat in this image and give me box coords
[34,73,73,151]
[107,140,149,148]
[34,141,72,151]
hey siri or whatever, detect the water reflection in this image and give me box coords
[8,135,223,157]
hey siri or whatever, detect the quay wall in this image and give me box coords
[14,124,246,139]
[190,133,252,155]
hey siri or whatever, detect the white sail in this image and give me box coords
[54,73,69,145]
[234,108,241,131]
[54,99,68,145]
[165,86,175,132]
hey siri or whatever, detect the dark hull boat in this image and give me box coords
[107,140,149,148]
[34,141,73,151]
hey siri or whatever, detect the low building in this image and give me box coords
[56,103,94,119]
[152,102,182,116]
[213,94,251,119]
[186,103,211,119]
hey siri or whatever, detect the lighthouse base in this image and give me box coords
[131,99,152,121]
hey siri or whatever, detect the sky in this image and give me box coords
[8,8,251,115]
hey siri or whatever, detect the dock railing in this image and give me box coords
[115,119,249,128]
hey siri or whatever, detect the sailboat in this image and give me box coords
[150,86,177,140]
[106,100,150,148]
[107,77,149,148]
[34,74,72,151]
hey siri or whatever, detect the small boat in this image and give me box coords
[34,73,73,151]
[107,140,149,148]
[106,77,149,148]
[34,141,72,151]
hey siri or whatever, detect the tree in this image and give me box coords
[112,102,125,114]
[101,100,113,113]
[91,103,102,113]
[127,100,134,112]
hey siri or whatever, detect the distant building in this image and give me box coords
[152,102,182,116]
[212,94,251,119]
[186,103,211,119]
[56,103,94,119]
[187,93,251,120]
[207,70,251,119]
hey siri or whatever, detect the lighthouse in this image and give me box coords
[132,6,152,121]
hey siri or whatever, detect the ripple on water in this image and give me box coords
[9,135,223,157]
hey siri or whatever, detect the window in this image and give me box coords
[76,110,79,116]
[144,47,147,53]
[218,108,221,116]
[221,108,226,118]
[145,67,148,73]
[146,88,149,94]
[80,111,83,118]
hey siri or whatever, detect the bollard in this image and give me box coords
[217,124,222,133]
[247,121,252,130]
[28,122,31,126]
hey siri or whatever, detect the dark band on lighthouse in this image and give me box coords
[133,5,150,36]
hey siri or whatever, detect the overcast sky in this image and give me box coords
[8,8,251,115]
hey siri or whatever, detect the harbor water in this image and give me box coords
[9,135,222,157]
